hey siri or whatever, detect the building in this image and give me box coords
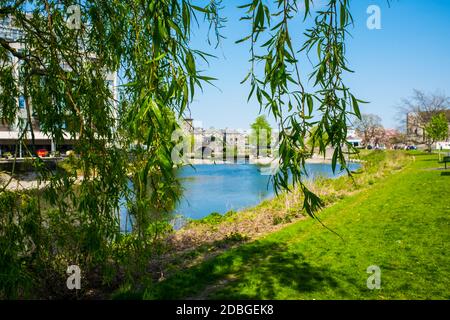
[0,16,118,158]
[190,126,250,160]
[181,119,282,161]
[436,141,450,150]
[346,129,363,148]
[406,110,450,144]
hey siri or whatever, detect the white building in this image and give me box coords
[0,16,118,157]
[436,141,450,150]
[346,129,363,147]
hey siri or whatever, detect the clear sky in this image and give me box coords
[187,0,450,130]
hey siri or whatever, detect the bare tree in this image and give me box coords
[397,90,450,142]
[353,113,384,147]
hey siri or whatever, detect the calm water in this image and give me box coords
[174,163,360,220]
[120,162,360,231]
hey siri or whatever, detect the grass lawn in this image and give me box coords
[119,151,450,300]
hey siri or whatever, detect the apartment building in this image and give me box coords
[0,16,118,157]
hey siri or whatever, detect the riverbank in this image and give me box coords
[164,151,407,254]
[111,150,450,299]
[140,151,449,299]
[0,172,47,190]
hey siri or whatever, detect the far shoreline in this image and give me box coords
[181,156,363,166]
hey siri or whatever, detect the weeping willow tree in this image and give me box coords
[0,0,224,298]
[0,0,361,298]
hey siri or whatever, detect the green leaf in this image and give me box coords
[167,19,183,38]
[182,1,190,31]
[340,3,346,28]
[235,35,252,44]
[351,95,361,119]
[186,51,196,74]
[307,94,314,115]
[304,0,310,20]
[190,5,209,13]
[255,3,265,29]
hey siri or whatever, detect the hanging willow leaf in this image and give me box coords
[237,0,361,217]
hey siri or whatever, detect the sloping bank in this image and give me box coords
[114,150,450,299]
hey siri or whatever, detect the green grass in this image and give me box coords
[115,151,450,300]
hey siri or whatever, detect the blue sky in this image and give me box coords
[187,0,450,130]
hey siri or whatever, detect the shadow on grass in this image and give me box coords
[123,241,342,300]
[440,172,450,176]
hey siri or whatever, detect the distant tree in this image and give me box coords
[373,126,387,147]
[424,113,449,152]
[384,129,406,148]
[250,115,272,158]
[397,90,450,140]
[353,114,384,147]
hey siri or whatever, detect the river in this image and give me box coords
[120,162,361,231]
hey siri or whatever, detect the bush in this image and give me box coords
[2,152,12,159]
